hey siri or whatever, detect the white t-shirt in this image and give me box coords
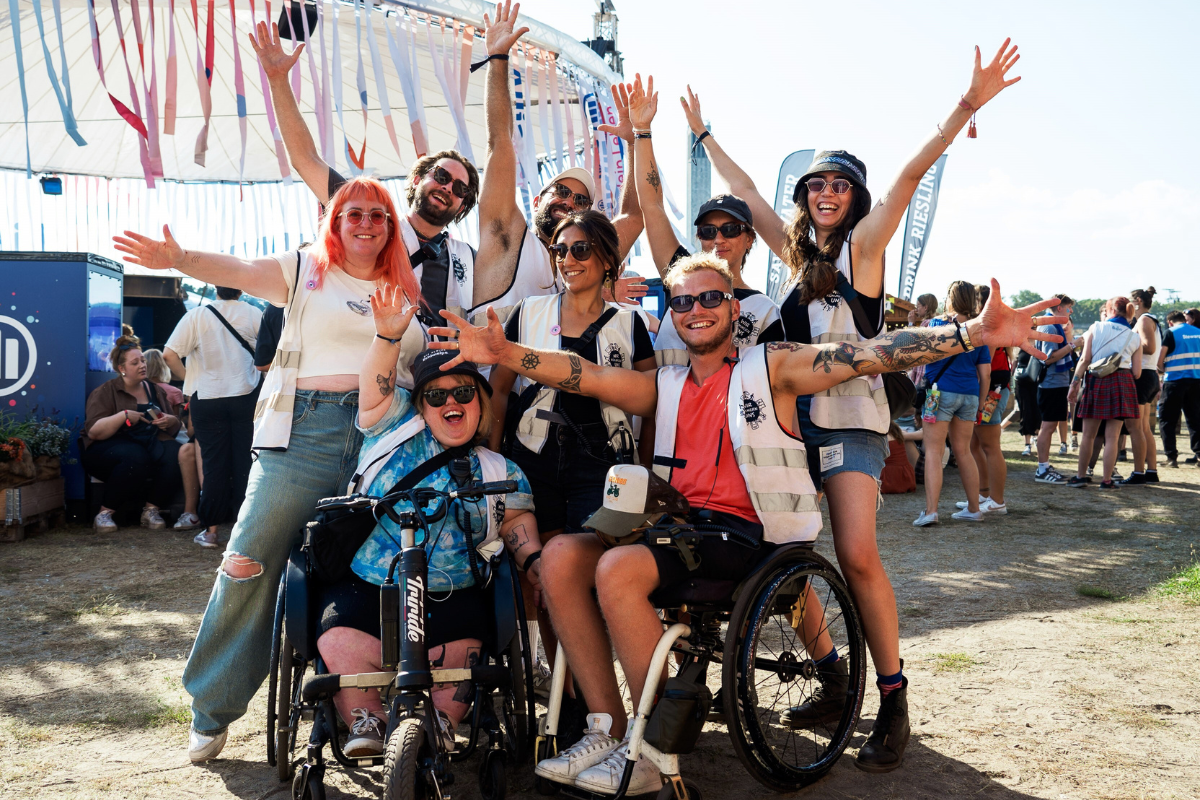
[166,298,262,399]
[1087,320,1140,370]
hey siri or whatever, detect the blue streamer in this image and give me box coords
[8,0,32,176]
[32,0,86,146]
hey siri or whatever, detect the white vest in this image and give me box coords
[468,226,559,328]
[351,413,509,556]
[512,293,638,455]
[780,233,889,434]
[1138,313,1162,369]
[654,291,782,367]
[397,216,475,319]
[651,346,822,545]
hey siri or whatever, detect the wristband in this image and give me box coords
[376,333,403,346]
[690,130,711,154]
[124,410,132,427]
[953,319,975,352]
[958,95,978,138]
[634,132,652,140]
[520,550,542,572]
[469,53,509,73]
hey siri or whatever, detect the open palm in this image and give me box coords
[248,21,303,81]
[112,225,184,271]
[370,285,418,340]
[965,38,1021,108]
[428,307,509,368]
[680,85,706,136]
[975,279,1065,359]
[598,81,635,142]
[626,73,657,130]
[483,1,529,56]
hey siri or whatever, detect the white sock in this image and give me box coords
[1038,462,1050,471]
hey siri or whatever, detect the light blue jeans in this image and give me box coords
[183,390,363,734]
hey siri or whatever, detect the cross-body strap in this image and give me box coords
[834,272,878,337]
[573,306,620,352]
[381,443,472,497]
[206,304,255,357]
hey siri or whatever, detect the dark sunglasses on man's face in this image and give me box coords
[696,222,750,241]
[422,385,477,407]
[669,290,733,314]
[547,241,593,262]
[544,182,592,210]
[429,165,469,199]
[805,177,853,195]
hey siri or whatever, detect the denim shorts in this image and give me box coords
[979,386,1010,427]
[935,391,980,423]
[797,419,889,484]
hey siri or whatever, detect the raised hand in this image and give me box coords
[963,38,1021,109]
[612,274,648,305]
[974,279,1065,360]
[112,225,184,271]
[248,21,304,81]
[679,85,706,136]
[598,81,635,142]
[369,284,418,340]
[482,1,529,56]
[626,73,657,131]
[428,307,510,368]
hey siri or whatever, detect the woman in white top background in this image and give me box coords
[1128,287,1163,484]
[113,176,426,763]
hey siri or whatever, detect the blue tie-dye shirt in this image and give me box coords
[350,387,534,591]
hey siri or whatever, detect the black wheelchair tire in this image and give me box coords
[501,651,529,764]
[722,554,866,791]
[478,749,507,800]
[533,738,560,796]
[656,778,702,800]
[269,574,300,783]
[383,717,429,800]
[268,578,283,768]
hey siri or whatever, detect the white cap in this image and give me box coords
[583,465,690,543]
[546,167,597,206]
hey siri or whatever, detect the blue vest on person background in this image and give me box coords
[1164,323,1200,381]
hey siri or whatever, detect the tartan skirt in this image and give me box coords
[1077,369,1140,420]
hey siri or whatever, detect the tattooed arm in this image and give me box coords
[630,91,685,278]
[359,285,419,430]
[499,509,542,589]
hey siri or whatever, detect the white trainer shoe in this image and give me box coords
[140,506,166,530]
[984,501,1008,515]
[534,712,619,786]
[93,509,118,533]
[912,511,939,527]
[951,509,983,521]
[955,495,990,510]
[189,726,227,763]
[174,511,202,530]
[344,708,385,757]
[574,739,663,796]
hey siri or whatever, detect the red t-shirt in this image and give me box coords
[669,363,760,522]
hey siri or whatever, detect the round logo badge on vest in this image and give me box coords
[452,253,467,285]
[735,312,759,345]
[741,390,767,430]
[819,292,843,313]
[604,343,625,368]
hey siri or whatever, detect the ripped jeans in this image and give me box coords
[182,390,363,734]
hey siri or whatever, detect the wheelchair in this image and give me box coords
[266,480,537,800]
[535,474,867,799]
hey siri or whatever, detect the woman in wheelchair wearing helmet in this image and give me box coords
[318,287,544,757]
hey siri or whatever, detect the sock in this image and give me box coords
[877,668,904,698]
[815,649,840,667]
[1147,469,1158,474]
[1037,461,1049,472]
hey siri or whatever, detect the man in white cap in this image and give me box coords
[431,253,1067,792]
[474,1,644,325]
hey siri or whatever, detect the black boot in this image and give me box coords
[855,677,910,773]
[780,657,850,728]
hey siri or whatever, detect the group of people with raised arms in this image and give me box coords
[114,1,1042,787]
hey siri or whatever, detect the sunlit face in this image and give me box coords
[554,226,609,295]
[805,171,854,230]
[415,157,469,225]
[697,210,753,270]
[337,199,391,263]
[419,375,482,448]
[120,348,148,381]
[670,270,739,357]
[533,177,591,239]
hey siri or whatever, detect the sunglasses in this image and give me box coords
[428,165,470,199]
[696,222,750,241]
[805,177,853,195]
[547,241,593,262]
[422,385,477,407]
[669,290,733,314]
[544,182,592,210]
[338,209,390,226]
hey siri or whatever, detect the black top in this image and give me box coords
[665,245,785,344]
[254,305,285,369]
[779,281,885,344]
[504,304,654,428]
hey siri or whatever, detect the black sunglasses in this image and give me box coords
[547,241,593,262]
[429,165,469,199]
[696,222,751,241]
[422,385,477,407]
[669,290,733,314]
[544,182,592,210]
[804,177,853,195]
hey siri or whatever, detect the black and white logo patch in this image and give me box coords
[451,253,467,285]
[735,312,759,345]
[492,496,506,526]
[604,343,625,368]
[741,391,767,430]
[818,292,843,313]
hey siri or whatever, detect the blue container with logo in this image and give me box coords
[1,252,123,507]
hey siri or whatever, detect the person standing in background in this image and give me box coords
[165,287,263,547]
[1158,309,1200,467]
[1128,287,1162,483]
[958,283,1011,514]
[253,304,285,373]
[1033,295,1078,484]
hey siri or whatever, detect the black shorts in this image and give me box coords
[318,572,490,649]
[1134,369,1160,405]
[649,512,775,593]
[510,421,617,534]
[1037,386,1070,422]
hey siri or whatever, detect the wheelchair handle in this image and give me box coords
[449,479,519,502]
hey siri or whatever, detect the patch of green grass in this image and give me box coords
[73,593,127,617]
[930,652,978,673]
[146,701,191,728]
[1156,563,1200,605]
[900,606,929,617]
[1076,584,1120,601]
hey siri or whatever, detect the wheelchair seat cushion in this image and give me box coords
[317,573,490,649]
[649,538,777,608]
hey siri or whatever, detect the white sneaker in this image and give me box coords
[912,511,939,527]
[534,713,619,786]
[1021,444,1031,456]
[574,739,663,796]
[140,506,166,530]
[94,509,117,533]
[1058,443,1068,456]
[1035,466,1067,484]
[344,708,385,757]
[194,530,220,549]
[189,726,227,763]
[984,501,1008,515]
[174,511,202,530]
[951,509,983,521]
[956,495,990,509]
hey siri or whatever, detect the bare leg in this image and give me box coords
[1128,413,1148,473]
[975,423,1007,505]
[532,528,574,697]
[318,627,385,725]
[921,420,950,514]
[948,418,980,512]
[179,442,200,515]
[969,429,988,498]
[1075,418,1103,478]
[429,639,485,728]
[1036,420,1058,464]
[1101,421,1123,482]
[1141,403,1159,470]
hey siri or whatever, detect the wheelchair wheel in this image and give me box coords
[500,649,530,763]
[478,749,507,800]
[383,717,432,800]
[723,554,866,791]
[268,576,301,782]
[656,778,702,800]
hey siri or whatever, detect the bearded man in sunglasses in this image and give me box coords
[250,21,480,321]
[430,254,1065,792]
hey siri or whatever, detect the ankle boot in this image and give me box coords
[855,677,910,773]
[780,656,850,728]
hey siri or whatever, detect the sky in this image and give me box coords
[513,0,1200,303]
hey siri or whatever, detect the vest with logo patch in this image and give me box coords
[398,217,475,320]
[654,290,782,367]
[1165,323,1200,382]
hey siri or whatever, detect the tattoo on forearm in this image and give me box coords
[376,368,395,396]
[811,342,872,374]
[558,353,583,393]
[520,351,540,371]
[646,163,661,195]
[504,523,531,551]
[868,329,957,372]
[189,252,201,265]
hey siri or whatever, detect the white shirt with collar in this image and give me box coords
[166,298,263,399]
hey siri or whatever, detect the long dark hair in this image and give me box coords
[549,210,621,289]
[781,182,873,304]
[1131,286,1157,310]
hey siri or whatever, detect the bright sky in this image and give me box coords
[517,0,1200,303]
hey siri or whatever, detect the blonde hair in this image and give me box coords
[142,349,171,383]
[946,281,978,317]
[663,252,735,293]
[413,374,494,446]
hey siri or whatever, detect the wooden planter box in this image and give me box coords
[1,477,66,543]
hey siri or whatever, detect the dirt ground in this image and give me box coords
[2,429,1198,800]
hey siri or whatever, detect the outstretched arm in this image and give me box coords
[476,2,529,250]
[627,75,682,277]
[681,85,787,258]
[429,307,660,418]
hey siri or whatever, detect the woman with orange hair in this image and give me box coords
[114,177,427,762]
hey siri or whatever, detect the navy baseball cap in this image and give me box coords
[694,194,753,227]
[794,150,869,203]
[411,348,492,396]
